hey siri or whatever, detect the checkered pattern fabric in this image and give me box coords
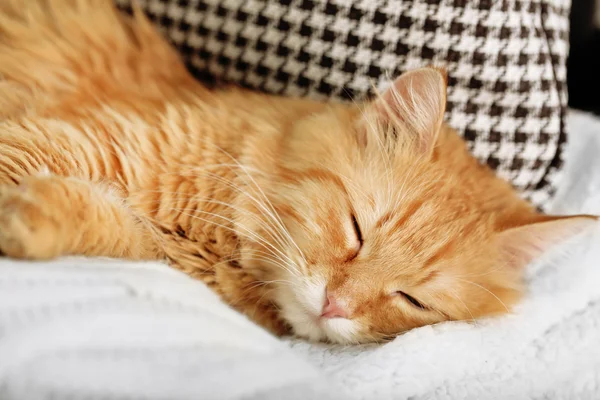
[115,0,571,209]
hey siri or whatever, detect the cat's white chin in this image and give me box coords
[273,277,361,344]
[318,318,361,344]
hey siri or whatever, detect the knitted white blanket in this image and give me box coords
[1,110,599,400]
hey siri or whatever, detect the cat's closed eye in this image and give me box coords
[395,291,428,310]
[348,214,363,260]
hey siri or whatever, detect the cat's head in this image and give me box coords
[238,67,597,343]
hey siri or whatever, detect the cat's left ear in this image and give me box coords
[372,67,448,155]
[496,215,598,269]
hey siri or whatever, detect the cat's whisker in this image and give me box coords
[454,277,510,313]
[161,163,267,176]
[446,288,479,327]
[188,168,305,266]
[451,264,509,279]
[134,168,297,265]
[236,254,299,278]
[124,137,302,265]
[140,190,294,259]
[139,197,301,277]
[216,252,299,279]
[239,279,295,294]
[183,165,301,270]
[170,208,300,277]
[197,140,307,264]
[250,287,278,320]
[428,293,454,321]
[236,247,298,269]
[199,171,298,253]
[228,280,285,313]
[230,247,299,275]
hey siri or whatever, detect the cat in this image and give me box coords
[0,0,596,344]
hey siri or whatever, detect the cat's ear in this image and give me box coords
[496,215,598,269]
[372,67,447,154]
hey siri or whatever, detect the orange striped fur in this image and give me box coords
[0,0,595,343]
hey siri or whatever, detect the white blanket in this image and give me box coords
[1,110,599,400]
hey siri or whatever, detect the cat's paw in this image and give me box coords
[0,176,72,259]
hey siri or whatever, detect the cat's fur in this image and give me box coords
[0,0,595,343]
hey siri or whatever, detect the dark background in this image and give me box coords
[568,0,600,113]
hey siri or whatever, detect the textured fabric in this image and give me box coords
[115,0,571,209]
[1,110,599,399]
[0,258,337,400]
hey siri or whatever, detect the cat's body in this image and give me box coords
[0,0,595,343]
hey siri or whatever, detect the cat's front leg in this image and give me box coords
[0,175,162,260]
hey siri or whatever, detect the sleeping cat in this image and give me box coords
[0,0,595,344]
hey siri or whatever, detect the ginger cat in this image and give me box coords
[0,0,595,344]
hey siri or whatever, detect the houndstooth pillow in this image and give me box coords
[116,0,570,210]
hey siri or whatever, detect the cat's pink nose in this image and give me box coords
[321,293,348,319]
